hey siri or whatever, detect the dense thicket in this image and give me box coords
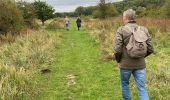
[0,0,24,34]
[17,2,38,29]
[162,0,170,18]
[114,0,166,17]
[55,12,77,17]
[93,3,118,18]
[75,6,96,16]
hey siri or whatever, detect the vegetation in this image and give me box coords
[57,0,170,18]
[162,0,170,18]
[17,2,38,29]
[93,2,118,19]
[75,6,96,16]
[0,0,24,34]
[55,12,75,18]
[33,1,55,25]
[45,18,64,31]
[0,1,61,99]
[0,0,169,99]
[0,29,62,99]
[40,20,121,100]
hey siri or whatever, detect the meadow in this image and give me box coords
[0,17,169,100]
[0,0,170,99]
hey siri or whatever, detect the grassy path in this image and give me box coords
[41,20,121,100]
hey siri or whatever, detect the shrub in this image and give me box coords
[93,3,118,19]
[0,0,24,34]
[17,2,39,29]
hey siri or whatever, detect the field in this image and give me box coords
[0,17,169,100]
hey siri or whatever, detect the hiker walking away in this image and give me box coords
[76,17,82,31]
[114,9,154,100]
[64,16,70,31]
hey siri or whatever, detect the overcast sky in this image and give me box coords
[19,0,123,12]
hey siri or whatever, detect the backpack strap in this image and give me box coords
[123,25,135,40]
[125,25,133,33]
[125,25,140,34]
[122,26,133,46]
[125,25,148,42]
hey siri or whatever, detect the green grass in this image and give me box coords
[38,19,170,100]
[0,18,169,99]
[40,20,122,99]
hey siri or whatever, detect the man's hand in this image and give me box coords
[114,53,122,63]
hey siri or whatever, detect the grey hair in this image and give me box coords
[123,9,136,21]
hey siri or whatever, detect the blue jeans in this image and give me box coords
[66,24,69,31]
[120,68,149,100]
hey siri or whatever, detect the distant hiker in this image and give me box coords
[114,9,154,100]
[64,16,70,31]
[76,17,82,31]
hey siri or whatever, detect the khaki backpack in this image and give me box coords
[125,26,148,58]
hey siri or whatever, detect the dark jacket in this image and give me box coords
[114,22,154,69]
[76,18,81,27]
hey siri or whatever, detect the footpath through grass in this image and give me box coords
[40,20,121,100]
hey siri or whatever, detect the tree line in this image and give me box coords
[56,0,170,18]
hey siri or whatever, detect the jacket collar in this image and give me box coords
[128,20,136,23]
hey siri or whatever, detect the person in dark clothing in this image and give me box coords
[76,17,82,31]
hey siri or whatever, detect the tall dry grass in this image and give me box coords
[137,18,170,33]
[84,17,170,99]
[84,18,122,59]
[45,18,65,31]
[0,30,62,99]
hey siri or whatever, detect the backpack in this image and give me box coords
[125,26,148,58]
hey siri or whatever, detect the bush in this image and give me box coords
[17,2,39,29]
[0,0,24,34]
[93,3,118,19]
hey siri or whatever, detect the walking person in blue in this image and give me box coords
[76,17,82,31]
[114,9,154,100]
